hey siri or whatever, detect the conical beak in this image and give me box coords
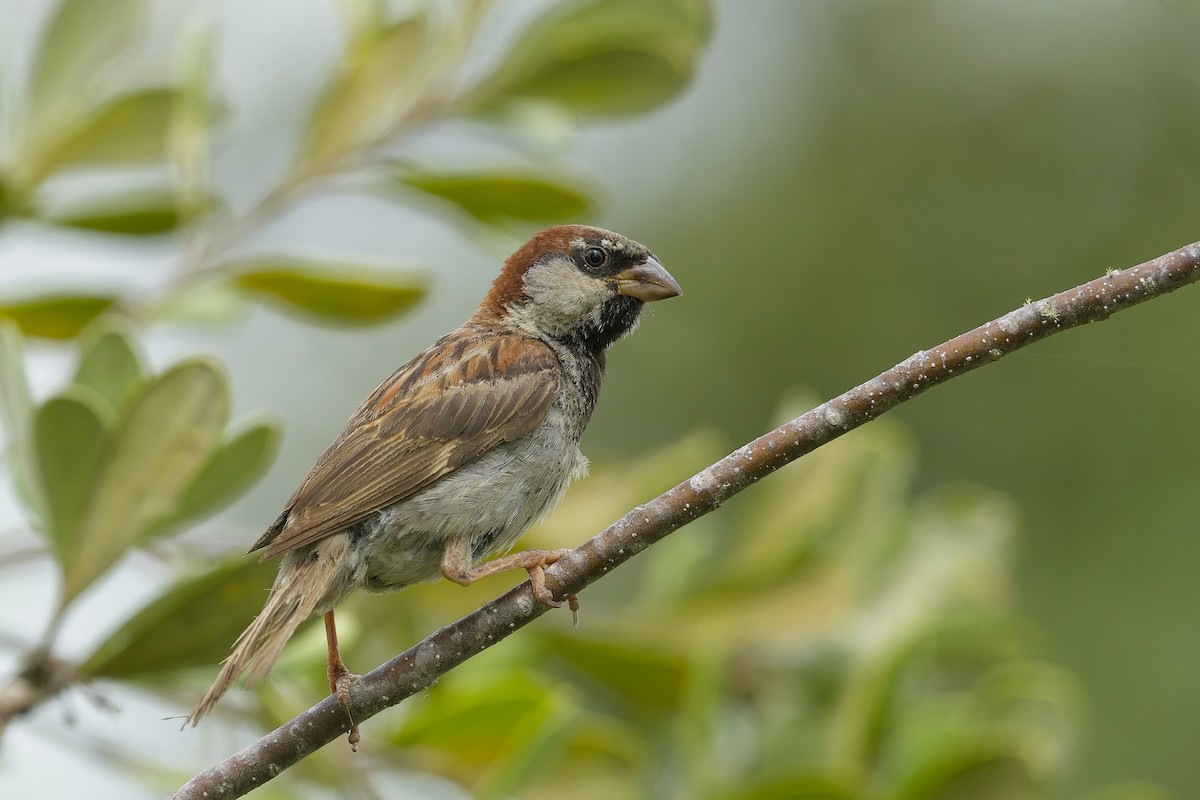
[613,257,682,302]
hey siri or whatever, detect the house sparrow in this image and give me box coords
[186,225,680,746]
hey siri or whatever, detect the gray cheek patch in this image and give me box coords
[508,256,615,338]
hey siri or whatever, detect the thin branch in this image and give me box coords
[169,241,1200,800]
[0,648,75,739]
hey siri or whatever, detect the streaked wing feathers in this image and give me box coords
[254,333,560,559]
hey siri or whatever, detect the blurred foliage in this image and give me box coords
[0,0,720,795]
[8,321,283,605]
[582,3,1200,795]
[229,258,428,327]
[394,169,596,225]
[79,556,281,681]
[0,294,117,339]
[0,0,709,607]
[468,0,712,118]
[0,1,1178,799]
[0,0,710,336]
[137,413,1139,799]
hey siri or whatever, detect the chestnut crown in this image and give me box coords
[481,225,680,355]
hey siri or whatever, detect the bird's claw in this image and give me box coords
[328,663,361,751]
[529,566,562,607]
[525,559,580,627]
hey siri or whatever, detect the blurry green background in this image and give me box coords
[1,0,1198,798]
[624,4,1200,796]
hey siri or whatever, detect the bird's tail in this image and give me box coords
[186,536,352,726]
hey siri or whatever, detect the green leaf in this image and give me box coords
[710,777,864,800]
[48,186,182,235]
[475,687,580,799]
[0,175,11,223]
[150,277,248,326]
[26,0,148,141]
[0,322,30,433]
[896,749,1038,800]
[33,389,109,565]
[61,359,229,602]
[299,12,432,171]
[79,556,280,679]
[144,415,283,540]
[466,98,581,151]
[1078,785,1173,800]
[539,632,688,722]
[469,0,712,119]
[397,170,593,224]
[73,320,144,413]
[230,259,427,326]
[49,88,178,168]
[0,294,117,340]
[391,670,568,765]
[0,321,45,520]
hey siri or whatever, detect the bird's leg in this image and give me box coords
[441,536,580,625]
[324,610,360,750]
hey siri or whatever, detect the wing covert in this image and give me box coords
[254,334,560,559]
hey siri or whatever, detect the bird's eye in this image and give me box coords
[583,246,607,268]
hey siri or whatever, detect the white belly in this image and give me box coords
[354,408,588,592]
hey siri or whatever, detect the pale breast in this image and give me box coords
[353,405,587,593]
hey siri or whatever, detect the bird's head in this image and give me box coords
[482,225,681,355]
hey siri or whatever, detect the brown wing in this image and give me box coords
[254,332,560,559]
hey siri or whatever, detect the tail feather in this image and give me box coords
[186,536,351,727]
